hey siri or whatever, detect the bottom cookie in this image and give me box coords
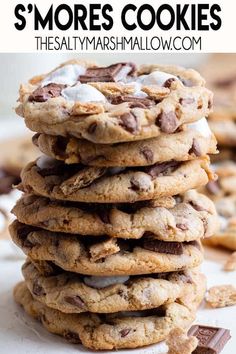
[14,281,199,350]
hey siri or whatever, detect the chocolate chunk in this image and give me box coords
[163,78,176,88]
[179,97,195,106]
[64,295,87,309]
[120,328,131,338]
[32,133,40,147]
[0,168,20,195]
[52,136,69,158]
[97,206,111,224]
[119,112,138,133]
[143,239,184,255]
[206,181,220,196]
[28,83,65,102]
[145,161,180,179]
[156,111,178,133]
[37,159,64,177]
[176,223,189,231]
[188,325,231,354]
[80,63,135,83]
[87,122,97,135]
[214,75,236,88]
[208,99,213,109]
[140,147,154,163]
[189,201,206,212]
[32,282,46,296]
[189,139,202,157]
[64,331,81,343]
[110,96,154,108]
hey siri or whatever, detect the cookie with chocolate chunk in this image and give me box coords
[19,156,214,203]
[33,118,217,166]
[22,260,206,314]
[12,190,218,241]
[10,220,203,276]
[16,60,213,144]
[202,161,236,250]
[14,281,204,350]
[201,54,236,146]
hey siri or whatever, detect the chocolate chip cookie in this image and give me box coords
[12,190,218,241]
[22,260,205,314]
[14,281,203,350]
[10,220,203,276]
[16,60,213,144]
[33,119,217,166]
[202,161,236,250]
[19,156,214,203]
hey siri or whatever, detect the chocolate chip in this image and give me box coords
[80,63,135,83]
[130,177,142,191]
[110,96,154,108]
[28,83,65,102]
[156,111,178,133]
[189,139,202,157]
[64,295,87,309]
[52,136,69,158]
[64,331,81,344]
[189,201,206,212]
[208,99,213,109]
[32,133,40,147]
[140,147,154,164]
[214,75,236,88]
[145,161,180,179]
[32,282,46,296]
[176,223,189,231]
[17,225,34,243]
[119,112,138,134]
[179,97,195,106]
[87,122,97,135]
[97,206,111,224]
[0,169,20,195]
[163,78,176,88]
[143,239,184,255]
[206,181,220,195]
[120,328,131,338]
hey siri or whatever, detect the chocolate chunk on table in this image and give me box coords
[188,325,231,354]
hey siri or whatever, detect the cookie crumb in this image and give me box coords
[206,285,236,308]
[224,252,236,271]
[167,328,198,354]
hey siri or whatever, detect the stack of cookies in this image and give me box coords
[10,60,219,351]
[200,55,236,252]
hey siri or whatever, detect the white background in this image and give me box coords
[0,0,235,52]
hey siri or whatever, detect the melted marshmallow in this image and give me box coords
[188,117,212,138]
[84,275,129,289]
[127,82,148,98]
[36,155,57,170]
[42,64,86,86]
[219,216,229,231]
[137,71,179,86]
[61,83,107,102]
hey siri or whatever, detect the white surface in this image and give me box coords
[0,240,235,354]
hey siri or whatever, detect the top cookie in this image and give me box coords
[16,60,213,144]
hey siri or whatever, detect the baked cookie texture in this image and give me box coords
[16,60,213,144]
[33,125,217,167]
[10,220,203,276]
[11,59,217,350]
[22,260,205,314]
[202,161,236,250]
[19,157,214,203]
[12,191,218,241]
[14,281,205,350]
